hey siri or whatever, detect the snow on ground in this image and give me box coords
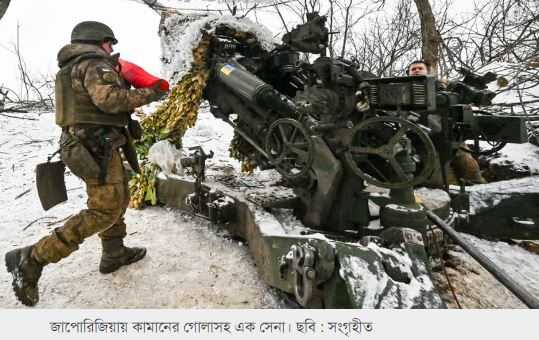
[0,111,282,308]
[181,104,239,170]
[482,142,539,175]
[2,107,539,308]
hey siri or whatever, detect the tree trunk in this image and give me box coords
[0,0,11,21]
[340,0,354,58]
[413,0,441,75]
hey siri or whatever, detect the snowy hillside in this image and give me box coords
[1,0,538,310]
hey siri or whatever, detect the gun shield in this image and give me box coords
[36,160,68,211]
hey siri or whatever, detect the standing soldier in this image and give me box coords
[406,60,486,186]
[4,21,167,306]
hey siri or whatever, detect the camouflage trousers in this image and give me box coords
[426,144,486,187]
[32,149,129,264]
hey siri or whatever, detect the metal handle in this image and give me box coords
[425,208,539,309]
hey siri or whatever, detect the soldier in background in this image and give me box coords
[5,21,167,306]
[407,60,429,77]
[407,60,486,186]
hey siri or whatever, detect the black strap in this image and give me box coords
[47,148,61,163]
[98,137,113,185]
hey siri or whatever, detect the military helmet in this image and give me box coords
[71,21,118,45]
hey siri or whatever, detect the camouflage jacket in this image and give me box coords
[57,43,157,115]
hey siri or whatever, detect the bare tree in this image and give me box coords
[438,0,538,113]
[223,0,261,17]
[144,0,538,116]
[1,23,54,112]
[348,0,421,77]
[339,0,356,57]
[413,0,441,74]
[445,0,538,68]
[13,23,48,103]
[279,0,321,24]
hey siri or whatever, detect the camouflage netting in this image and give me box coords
[129,34,210,209]
[229,131,258,174]
[129,20,270,208]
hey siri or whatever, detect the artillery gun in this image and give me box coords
[157,13,539,308]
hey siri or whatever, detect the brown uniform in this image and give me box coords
[31,43,158,264]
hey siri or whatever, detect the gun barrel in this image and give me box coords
[215,62,296,115]
[425,209,539,309]
[215,63,272,104]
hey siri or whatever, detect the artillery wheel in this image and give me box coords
[265,118,314,180]
[344,116,437,189]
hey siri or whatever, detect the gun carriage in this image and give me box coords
[156,14,538,308]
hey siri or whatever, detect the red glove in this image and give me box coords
[118,58,170,92]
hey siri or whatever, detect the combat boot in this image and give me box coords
[5,246,44,307]
[99,238,146,274]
